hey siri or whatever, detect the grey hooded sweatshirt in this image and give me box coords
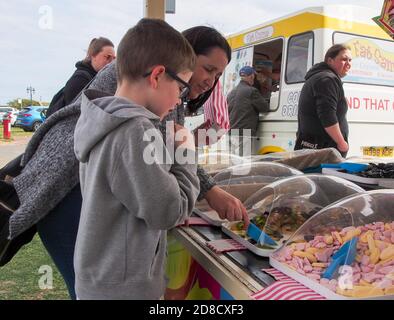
[73,89,200,300]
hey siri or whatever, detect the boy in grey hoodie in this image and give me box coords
[73,19,200,299]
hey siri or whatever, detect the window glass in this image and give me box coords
[286,32,314,84]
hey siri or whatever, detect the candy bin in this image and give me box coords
[213,161,302,185]
[194,162,302,226]
[270,189,394,299]
[222,174,364,256]
[197,152,247,177]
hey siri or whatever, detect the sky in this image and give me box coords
[0,0,385,105]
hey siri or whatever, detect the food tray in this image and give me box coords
[193,182,268,226]
[269,256,394,300]
[193,208,226,227]
[221,221,281,257]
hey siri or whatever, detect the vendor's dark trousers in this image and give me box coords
[37,184,82,300]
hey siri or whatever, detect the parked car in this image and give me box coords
[0,107,18,125]
[14,106,48,131]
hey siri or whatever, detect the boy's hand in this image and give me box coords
[192,120,210,146]
[204,186,250,226]
[174,124,195,151]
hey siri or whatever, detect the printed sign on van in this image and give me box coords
[243,26,274,45]
[281,91,300,118]
[334,33,394,87]
[346,38,394,86]
[222,46,254,96]
[346,93,394,123]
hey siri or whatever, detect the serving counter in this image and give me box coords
[165,221,274,300]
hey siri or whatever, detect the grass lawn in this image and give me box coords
[0,125,33,142]
[0,235,69,300]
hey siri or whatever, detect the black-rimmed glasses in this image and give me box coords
[143,68,190,100]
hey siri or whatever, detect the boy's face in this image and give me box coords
[188,47,228,99]
[148,68,193,119]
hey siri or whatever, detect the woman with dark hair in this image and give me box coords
[0,25,248,300]
[46,37,115,117]
[181,26,231,113]
[177,27,248,223]
[294,44,352,157]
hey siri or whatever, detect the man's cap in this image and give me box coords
[239,66,256,76]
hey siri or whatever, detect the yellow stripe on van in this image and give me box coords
[227,12,392,49]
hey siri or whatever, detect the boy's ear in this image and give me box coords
[149,65,166,89]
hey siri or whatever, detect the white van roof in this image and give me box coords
[226,5,381,38]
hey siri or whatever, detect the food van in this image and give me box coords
[189,5,394,158]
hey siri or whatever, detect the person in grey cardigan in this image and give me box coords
[1,26,248,299]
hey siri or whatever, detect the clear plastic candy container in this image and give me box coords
[213,161,302,185]
[197,152,247,176]
[271,190,394,299]
[195,162,301,226]
[222,175,364,256]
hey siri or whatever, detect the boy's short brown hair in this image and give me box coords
[116,18,196,83]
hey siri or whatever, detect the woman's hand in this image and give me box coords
[337,140,349,153]
[204,186,249,226]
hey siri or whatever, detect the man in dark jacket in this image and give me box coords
[294,44,352,157]
[227,66,269,155]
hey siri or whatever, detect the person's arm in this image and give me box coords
[161,101,249,224]
[250,88,270,113]
[204,186,249,224]
[259,69,280,81]
[196,165,216,200]
[64,72,91,105]
[196,165,249,224]
[159,105,216,200]
[314,77,347,152]
[324,123,348,153]
[111,122,200,230]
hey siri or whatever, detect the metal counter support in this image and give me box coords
[170,226,266,300]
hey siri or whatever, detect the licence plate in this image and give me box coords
[362,146,394,157]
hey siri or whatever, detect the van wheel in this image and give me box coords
[32,121,42,132]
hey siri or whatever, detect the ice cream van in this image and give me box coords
[200,5,394,158]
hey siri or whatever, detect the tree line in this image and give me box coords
[5,99,49,109]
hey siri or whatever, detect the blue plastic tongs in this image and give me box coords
[247,222,277,246]
[321,163,368,174]
[322,237,358,280]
